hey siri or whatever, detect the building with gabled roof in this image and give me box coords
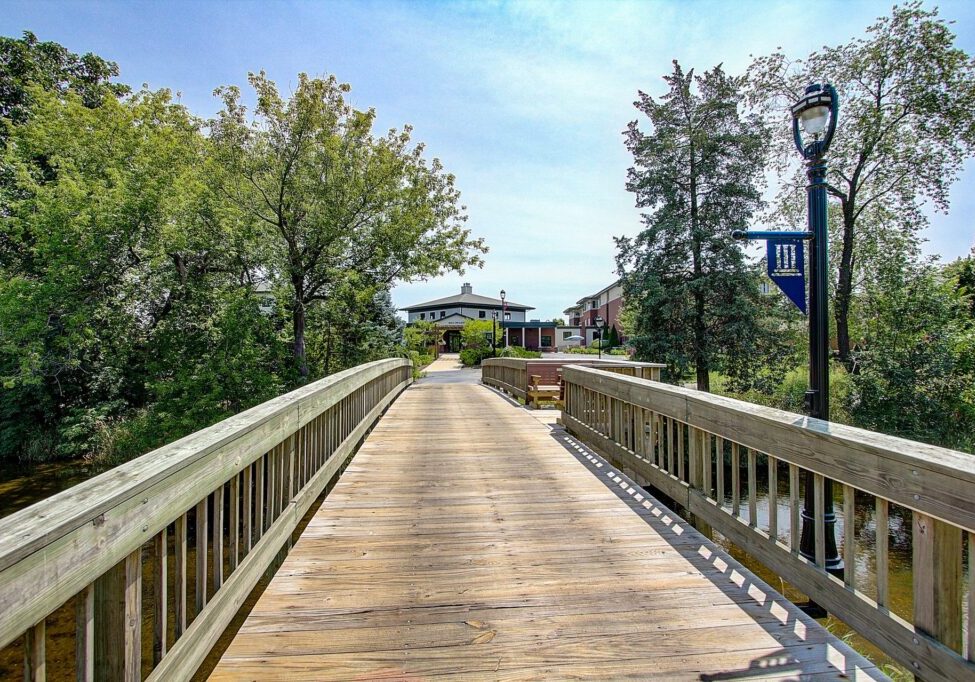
[400,283,553,353]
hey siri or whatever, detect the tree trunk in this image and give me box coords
[689,142,710,392]
[292,303,308,379]
[834,212,856,369]
[291,274,309,379]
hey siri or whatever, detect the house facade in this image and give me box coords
[563,280,625,347]
[400,284,534,353]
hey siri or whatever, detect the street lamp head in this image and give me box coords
[500,289,506,301]
[595,315,603,326]
[791,83,838,160]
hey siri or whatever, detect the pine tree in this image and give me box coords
[617,62,767,391]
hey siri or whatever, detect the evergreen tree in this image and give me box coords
[617,62,767,391]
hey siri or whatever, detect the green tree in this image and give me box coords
[459,319,494,366]
[616,61,767,391]
[747,2,975,368]
[944,246,975,318]
[0,85,278,461]
[846,261,975,451]
[210,72,485,378]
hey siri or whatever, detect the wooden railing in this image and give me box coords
[482,357,664,401]
[560,365,975,682]
[0,358,411,681]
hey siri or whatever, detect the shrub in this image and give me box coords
[499,346,541,359]
[459,347,492,367]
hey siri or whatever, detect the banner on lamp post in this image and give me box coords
[767,239,807,314]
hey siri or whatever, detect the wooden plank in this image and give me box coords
[747,448,757,527]
[24,619,44,682]
[843,484,855,590]
[153,528,167,665]
[196,498,208,613]
[149,375,408,681]
[174,513,187,637]
[768,456,778,541]
[731,443,740,517]
[123,549,141,680]
[560,365,975,532]
[790,464,800,554]
[814,473,825,568]
[75,583,94,682]
[94,550,141,681]
[213,379,879,682]
[0,359,410,651]
[876,497,889,609]
[229,473,239,572]
[913,512,962,653]
[214,483,224,590]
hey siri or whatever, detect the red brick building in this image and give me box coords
[563,280,625,347]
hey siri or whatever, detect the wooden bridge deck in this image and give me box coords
[211,360,883,680]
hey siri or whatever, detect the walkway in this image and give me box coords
[210,358,882,680]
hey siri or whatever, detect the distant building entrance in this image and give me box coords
[444,330,462,352]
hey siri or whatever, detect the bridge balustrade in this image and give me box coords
[482,357,664,402]
[0,358,411,681]
[560,364,975,682]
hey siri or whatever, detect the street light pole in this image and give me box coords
[595,315,604,360]
[732,83,843,589]
[492,311,498,357]
[793,84,842,578]
[500,289,507,349]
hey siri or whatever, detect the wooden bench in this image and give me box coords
[527,374,561,409]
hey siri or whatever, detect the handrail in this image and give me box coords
[560,365,975,682]
[0,357,412,680]
[482,357,664,401]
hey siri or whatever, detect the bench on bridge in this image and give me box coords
[482,357,665,408]
[527,373,561,408]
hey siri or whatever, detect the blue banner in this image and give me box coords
[767,239,807,314]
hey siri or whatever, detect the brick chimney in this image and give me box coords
[461,283,473,294]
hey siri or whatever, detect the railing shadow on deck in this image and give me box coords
[0,358,412,681]
[557,364,975,682]
[548,426,885,680]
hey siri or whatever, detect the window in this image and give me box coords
[440,311,446,318]
[420,313,425,320]
[563,331,572,340]
[478,310,486,318]
[504,312,511,321]
[541,335,552,347]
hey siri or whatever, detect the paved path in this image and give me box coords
[211,366,883,680]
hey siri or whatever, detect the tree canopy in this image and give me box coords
[0,43,485,464]
[746,2,975,367]
[617,61,768,391]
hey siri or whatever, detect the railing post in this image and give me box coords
[688,429,712,539]
[94,549,141,681]
[913,513,962,655]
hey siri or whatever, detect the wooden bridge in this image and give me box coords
[1,355,974,680]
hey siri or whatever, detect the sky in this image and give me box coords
[4,0,975,321]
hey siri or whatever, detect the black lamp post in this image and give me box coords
[500,289,506,349]
[792,83,842,578]
[732,83,842,584]
[492,311,498,357]
[595,315,604,359]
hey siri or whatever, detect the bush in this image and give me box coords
[499,346,541,359]
[459,347,492,367]
[718,365,852,424]
[567,346,601,355]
